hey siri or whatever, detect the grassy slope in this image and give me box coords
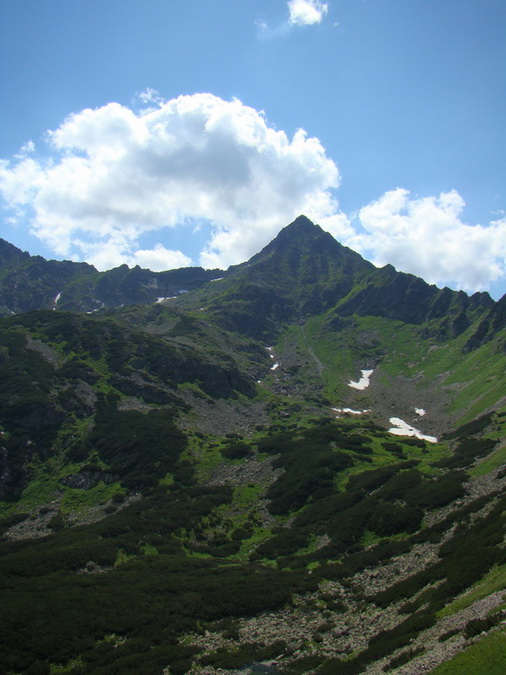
[439,564,506,618]
[1,302,505,673]
[432,630,506,675]
[277,311,506,427]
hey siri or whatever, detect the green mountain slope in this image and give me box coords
[0,217,504,675]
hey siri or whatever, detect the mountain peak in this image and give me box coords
[246,216,372,276]
[200,216,375,339]
[272,214,327,244]
[247,215,341,266]
[284,214,318,232]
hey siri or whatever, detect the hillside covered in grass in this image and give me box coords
[0,217,505,674]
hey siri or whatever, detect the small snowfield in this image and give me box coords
[332,407,370,417]
[389,417,437,443]
[348,369,374,390]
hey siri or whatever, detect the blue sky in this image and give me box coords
[1,0,505,298]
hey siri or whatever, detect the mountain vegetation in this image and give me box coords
[0,216,505,674]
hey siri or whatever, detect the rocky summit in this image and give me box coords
[0,217,505,674]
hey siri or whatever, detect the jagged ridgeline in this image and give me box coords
[0,217,505,674]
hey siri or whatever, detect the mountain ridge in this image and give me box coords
[170,216,495,343]
[0,218,498,324]
[0,237,223,315]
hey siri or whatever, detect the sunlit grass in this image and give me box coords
[438,564,506,618]
[431,629,506,674]
[471,441,506,477]
[60,480,122,515]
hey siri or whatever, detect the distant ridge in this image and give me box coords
[0,237,220,315]
[0,217,496,343]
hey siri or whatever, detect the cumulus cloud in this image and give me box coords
[0,93,348,270]
[1,92,505,294]
[288,0,328,26]
[350,188,506,293]
[129,245,192,272]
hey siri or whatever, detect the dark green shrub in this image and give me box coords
[405,471,466,508]
[442,413,493,440]
[438,438,497,469]
[48,512,65,531]
[221,442,252,460]
[383,646,424,671]
[87,400,186,488]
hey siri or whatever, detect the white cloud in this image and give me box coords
[0,93,346,270]
[15,140,35,159]
[350,188,506,293]
[2,93,505,293]
[288,0,328,26]
[129,245,192,272]
[68,238,192,272]
[135,87,164,108]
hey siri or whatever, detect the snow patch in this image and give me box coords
[210,277,224,282]
[156,296,177,303]
[270,362,279,371]
[348,369,374,390]
[332,407,370,416]
[53,292,62,310]
[389,417,437,443]
[415,408,426,417]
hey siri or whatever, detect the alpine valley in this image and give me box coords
[0,216,505,675]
